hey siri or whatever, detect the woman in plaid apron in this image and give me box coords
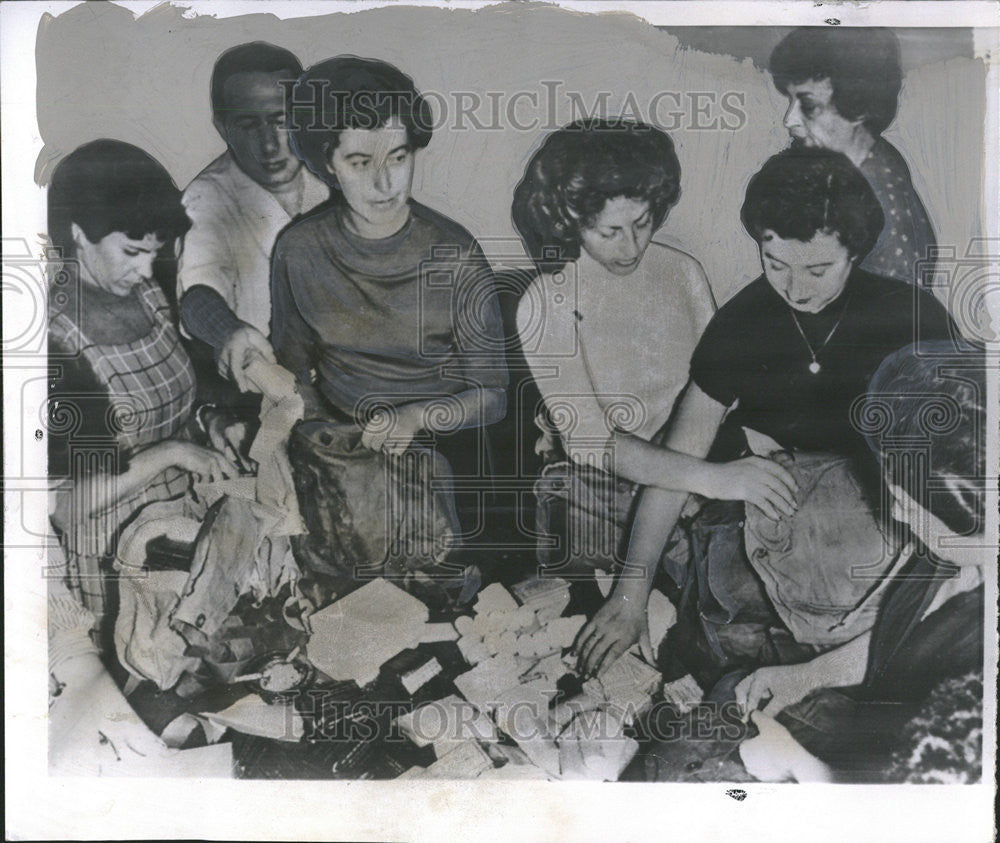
[47,140,240,630]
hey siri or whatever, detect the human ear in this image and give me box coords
[70,222,90,249]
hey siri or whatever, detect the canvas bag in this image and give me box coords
[533,460,639,576]
[743,452,900,647]
[113,497,206,690]
[288,419,461,579]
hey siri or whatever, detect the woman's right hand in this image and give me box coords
[694,456,798,520]
[152,440,240,483]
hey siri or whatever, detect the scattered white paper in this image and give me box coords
[306,578,429,686]
[202,694,304,742]
[394,694,498,751]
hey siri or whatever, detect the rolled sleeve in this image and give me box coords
[177,184,238,305]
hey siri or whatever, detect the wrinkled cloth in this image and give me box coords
[172,496,299,654]
[112,493,299,689]
[113,498,207,689]
[778,585,985,780]
[743,453,902,647]
[288,419,460,580]
[245,359,306,536]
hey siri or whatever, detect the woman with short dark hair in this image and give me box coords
[47,140,240,621]
[575,146,957,677]
[272,57,507,579]
[769,27,936,286]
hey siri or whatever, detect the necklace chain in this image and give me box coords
[787,289,853,374]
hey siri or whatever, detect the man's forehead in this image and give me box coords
[222,69,292,114]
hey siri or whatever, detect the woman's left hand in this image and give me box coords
[361,404,425,454]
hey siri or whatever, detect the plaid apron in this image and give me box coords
[50,280,196,619]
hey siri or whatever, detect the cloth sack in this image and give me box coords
[171,495,300,656]
[288,419,460,580]
[533,460,638,576]
[743,452,900,647]
[114,493,301,690]
[113,497,206,690]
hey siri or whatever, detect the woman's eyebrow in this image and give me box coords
[342,151,372,161]
[806,261,835,269]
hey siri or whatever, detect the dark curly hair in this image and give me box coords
[511,119,682,272]
[769,27,903,138]
[862,340,986,537]
[286,56,432,192]
[47,139,190,259]
[740,146,884,260]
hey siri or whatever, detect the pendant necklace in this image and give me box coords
[787,289,853,375]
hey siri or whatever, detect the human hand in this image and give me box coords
[695,457,798,520]
[360,404,424,454]
[739,711,832,782]
[734,662,820,718]
[157,440,240,482]
[204,408,255,473]
[573,589,646,677]
[218,323,276,392]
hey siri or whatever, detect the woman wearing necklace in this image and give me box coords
[575,145,956,679]
[512,119,798,579]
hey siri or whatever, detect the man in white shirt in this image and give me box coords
[179,42,328,392]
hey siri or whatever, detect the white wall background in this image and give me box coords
[34,2,988,306]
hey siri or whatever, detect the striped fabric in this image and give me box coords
[49,280,196,620]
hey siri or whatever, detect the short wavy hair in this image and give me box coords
[862,340,986,537]
[511,119,682,272]
[740,146,884,260]
[770,27,903,138]
[287,56,432,191]
[47,139,190,258]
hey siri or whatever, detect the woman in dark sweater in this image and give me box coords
[271,57,508,579]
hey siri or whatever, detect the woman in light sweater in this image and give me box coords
[512,120,798,672]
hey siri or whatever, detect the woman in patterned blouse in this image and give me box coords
[769,27,937,287]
